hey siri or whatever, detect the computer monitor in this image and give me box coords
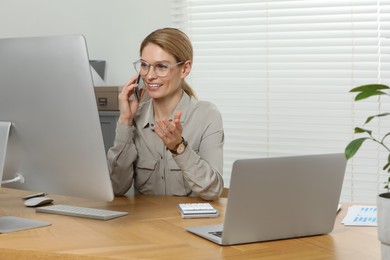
[0,34,114,201]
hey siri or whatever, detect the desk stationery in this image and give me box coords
[0,188,380,259]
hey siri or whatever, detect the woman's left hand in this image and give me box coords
[153,110,183,150]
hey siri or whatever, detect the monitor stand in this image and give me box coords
[0,122,24,185]
[0,122,50,233]
[0,121,11,183]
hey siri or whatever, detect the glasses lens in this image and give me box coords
[133,60,182,77]
[154,63,170,77]
[133,60,148,76]
[140,62,150,76]
[133,61,140,73]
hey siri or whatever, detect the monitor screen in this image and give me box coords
[0,35,114,201]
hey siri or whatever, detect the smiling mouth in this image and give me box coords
[147,83,162,89]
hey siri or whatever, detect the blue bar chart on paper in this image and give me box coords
[342,205,377,226]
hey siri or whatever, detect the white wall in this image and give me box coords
[0,0,171,85]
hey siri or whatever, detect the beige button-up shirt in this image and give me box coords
[107,93,224,201]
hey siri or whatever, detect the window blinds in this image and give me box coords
[171,0,390,204]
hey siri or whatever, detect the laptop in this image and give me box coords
[186,153,346,245]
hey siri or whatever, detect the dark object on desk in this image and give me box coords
[21,192,47,200]
[0,216,51,233]
[24,197,54,207]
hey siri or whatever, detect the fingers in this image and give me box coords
[153,117,182,150]
[154,119,174,138]
[120,75,140,101]
[173,110,183,132]
[117,75,141,125]
[124,75,140,88]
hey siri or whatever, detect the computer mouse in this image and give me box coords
[24,197,54,207]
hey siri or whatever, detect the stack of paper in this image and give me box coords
[342,205,377,226]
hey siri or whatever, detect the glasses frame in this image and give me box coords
[133,60,184,77]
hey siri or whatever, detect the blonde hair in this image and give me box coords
[140,28,197,98]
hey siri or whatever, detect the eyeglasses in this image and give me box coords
[133,60,184,77]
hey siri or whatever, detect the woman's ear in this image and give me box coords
[180,60,192,79]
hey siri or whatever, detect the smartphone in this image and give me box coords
[21,192,47,200]
[134,74,145,102]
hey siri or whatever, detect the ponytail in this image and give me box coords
[182,81,197,98]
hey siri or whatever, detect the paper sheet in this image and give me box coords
[342,205,377,226]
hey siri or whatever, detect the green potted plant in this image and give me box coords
[345,84,390,259]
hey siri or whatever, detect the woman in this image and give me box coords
[107,28,224,200]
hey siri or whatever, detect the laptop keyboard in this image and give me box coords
[209,231,223,238]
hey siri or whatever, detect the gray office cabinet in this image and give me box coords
[98,111,119,153]
[99,110,134,195]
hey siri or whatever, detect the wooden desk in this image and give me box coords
[0,188,380,259]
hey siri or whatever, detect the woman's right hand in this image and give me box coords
[118,75,143,125]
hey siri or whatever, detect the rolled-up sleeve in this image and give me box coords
[173,103,224,201]
[107,123,138,196]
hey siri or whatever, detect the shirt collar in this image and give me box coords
[139,92,191,129]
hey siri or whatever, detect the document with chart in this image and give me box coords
[342,205,377,226]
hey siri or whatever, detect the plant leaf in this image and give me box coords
[365,113,390,124]
[355,90,387,101]
[354,127,372,135]
[345,137,370,160]
[383,162,390,171]
[350,84,390,92]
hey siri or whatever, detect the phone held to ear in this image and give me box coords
[134,74,145,102]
